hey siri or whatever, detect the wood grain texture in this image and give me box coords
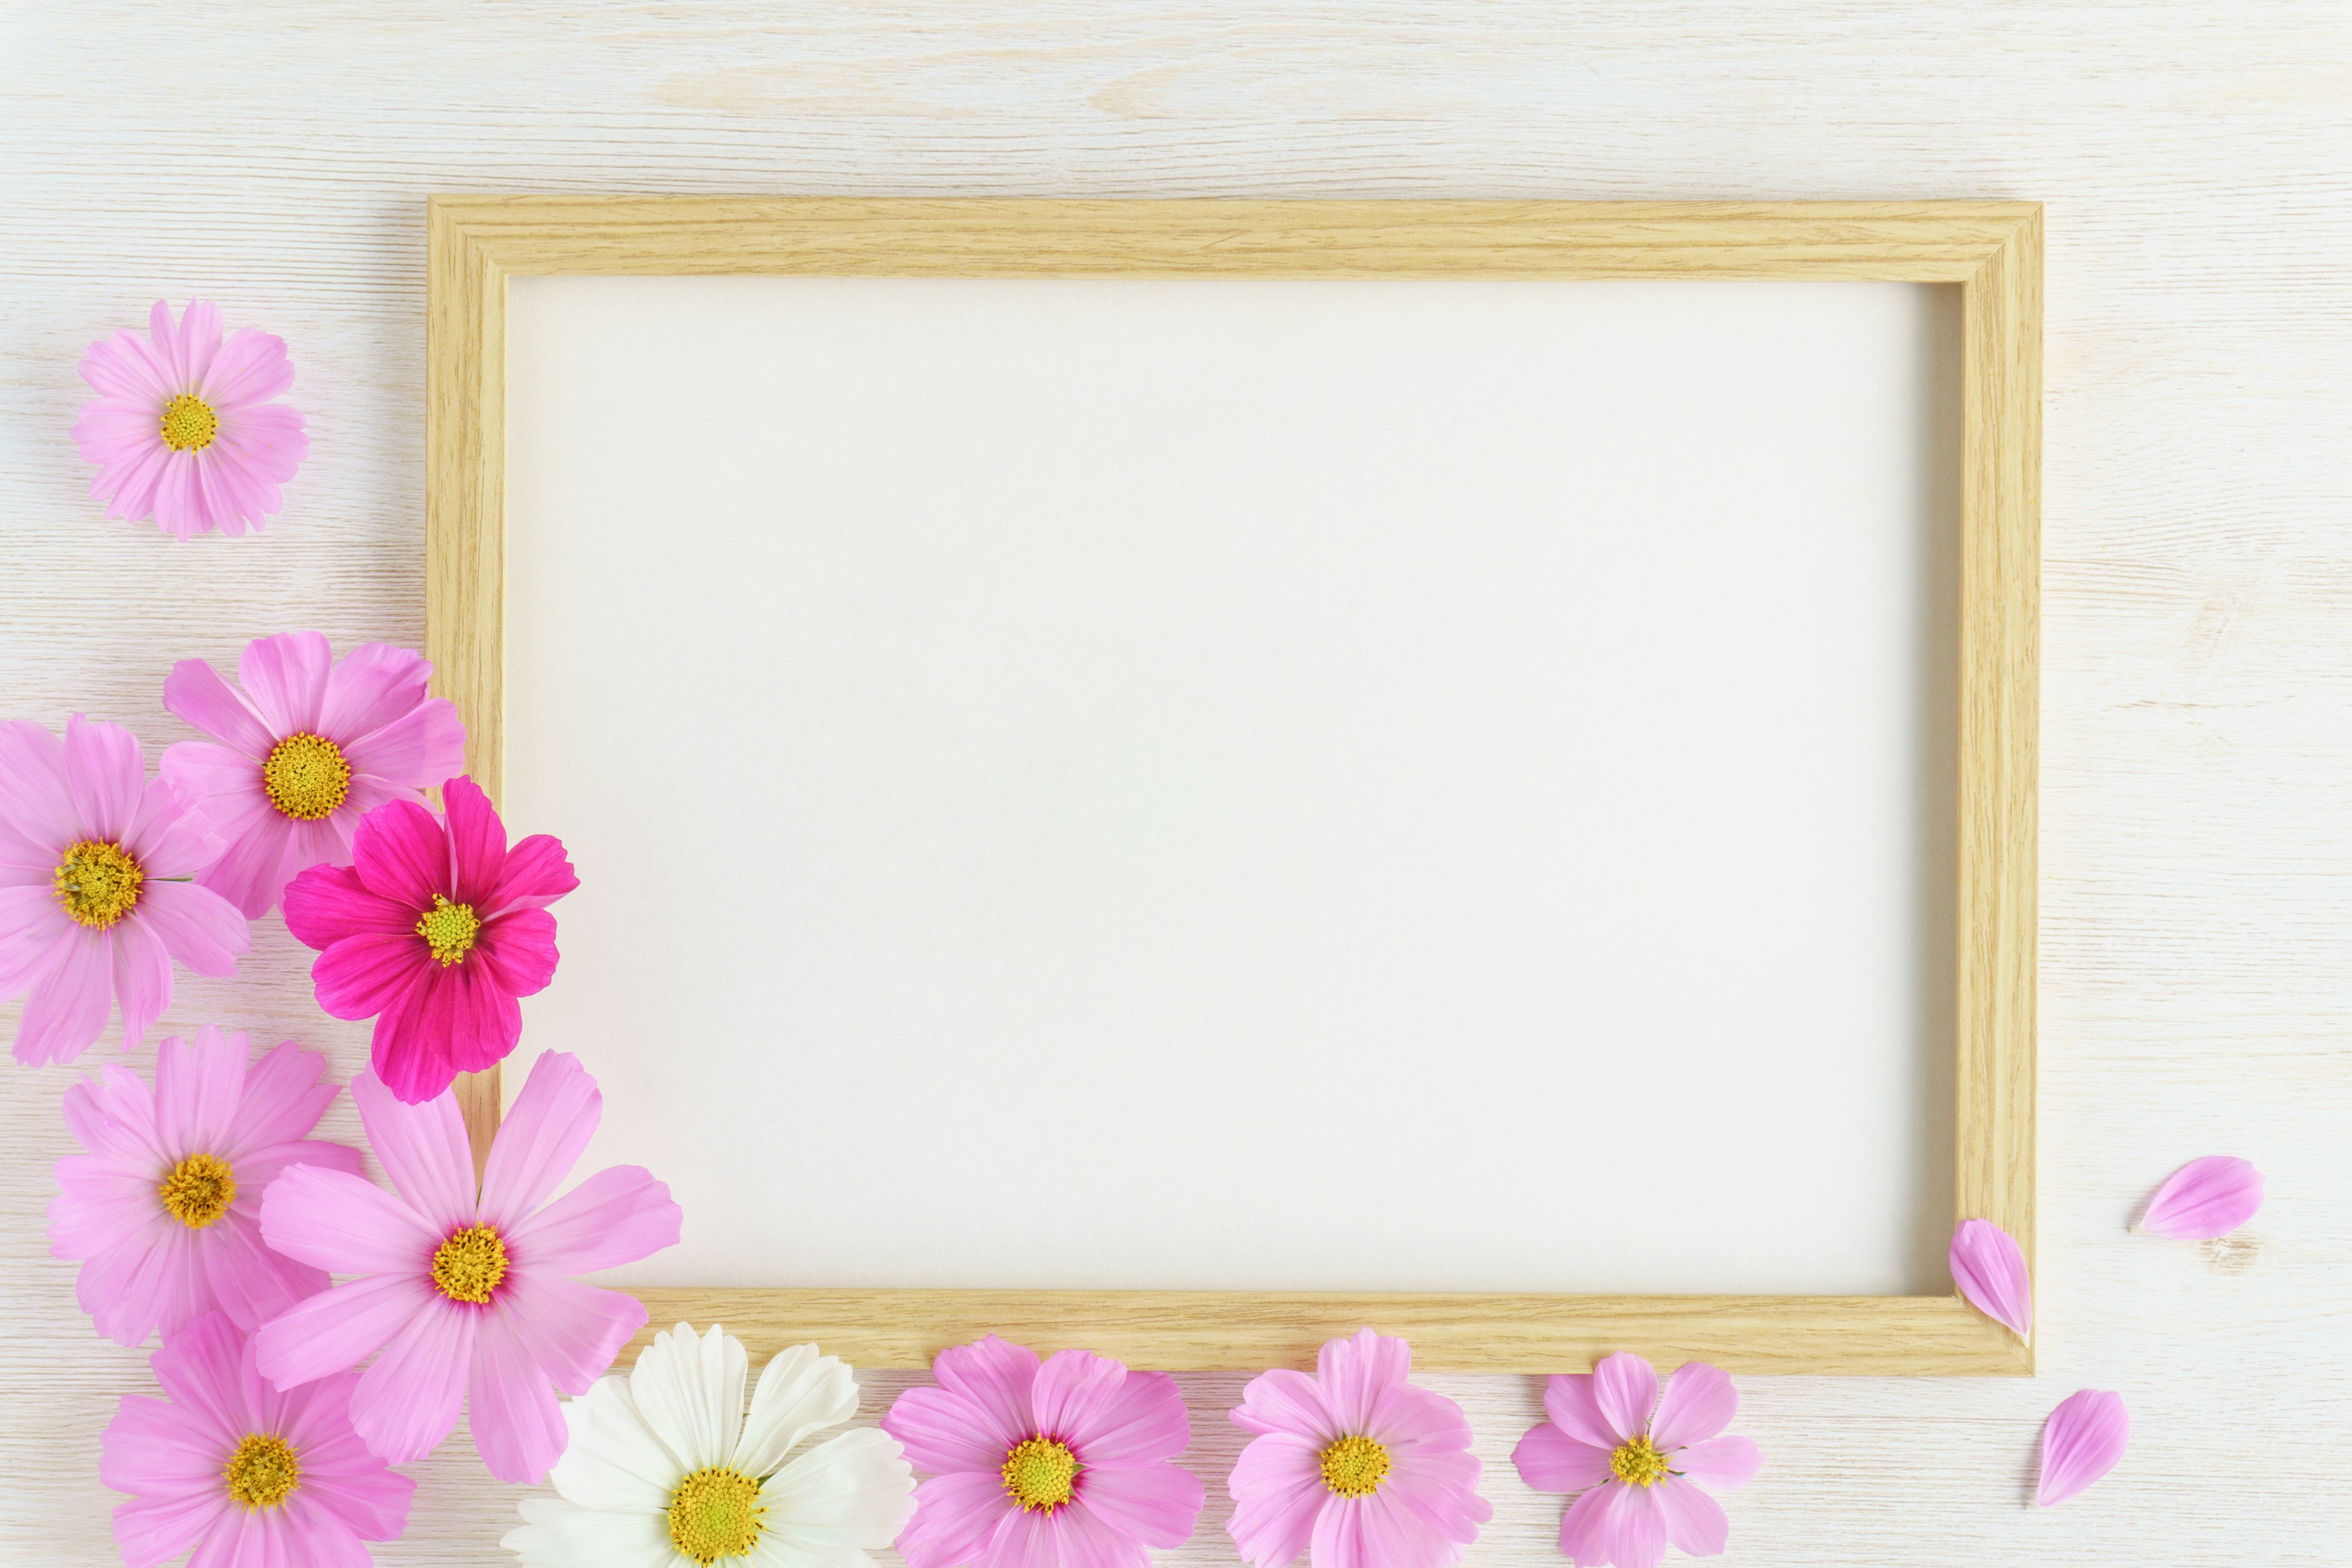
[2,2,2348,1564]
[431,194,2037,1374]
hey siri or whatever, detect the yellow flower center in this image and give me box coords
[262,732,352,820]
[1609,1434,1672,1488]
[415,894,481,965]
[1319,1434,1390,1498]
[158,1153,238,1228]
[224,1433,300,1509]
[429,1224,507,1303]
[1001,1436,1079,1512]
[667,1467,766,1564]
[160,393,219,453]
[53,839,144,929]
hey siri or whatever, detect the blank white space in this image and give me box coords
[504,275,1957,1297]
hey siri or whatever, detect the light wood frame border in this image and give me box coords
[427,198,2039,1376]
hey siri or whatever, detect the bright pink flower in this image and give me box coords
[161,631,467,919]
[1950,1218,2033,1335]
[281,775,574,1104]
[1227,1328,1491,1568]
[103,1311,413,1567]
[253,1050,680,1483]
[2141,1155,2264,1240]
[884,1335,1205,1568]
[0,716,250,1065]
[48,1025,361,1346]
[72,300,308,540]
[2036,1389,2128,1506]
[1513,1353,1759,1568]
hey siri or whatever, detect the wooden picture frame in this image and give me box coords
[426,197,2039,1376]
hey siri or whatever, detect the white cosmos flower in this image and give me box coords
[505,1322,916,1568]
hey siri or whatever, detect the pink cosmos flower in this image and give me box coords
[883,1335,1206,1568]
[282,775,574,1104]
[162,631,467,919]
[0,716,250,1065]
[1512,1352,1760,1568]
[103,1311,414,1568]
[73,300,309,540]
[48,1024,361,1346]
[1226,1328,1491,1568]
[253,1050,680,1483]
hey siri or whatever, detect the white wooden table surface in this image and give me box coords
[4,4,2348,1564]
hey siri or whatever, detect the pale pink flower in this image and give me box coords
[162,631,467,919]
[72,300,307,539]
[103,1311,413,1567]
[254,1050,680,1483]
[884,1335,1205,1568]
[2140,1155,2264,1240]
[0,716,251,1065]
[1227,1327,1491,1568]
[1513,1352,1759,1568]
[1949,1218,2033,1335]
[48,1025,361,1346]
[2036,1389,2128,1506]
[283,775,575,1105]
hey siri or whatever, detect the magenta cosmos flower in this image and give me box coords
[1512,1352,1760,1568]
[883,1335,1205,1568]
[104,1311,413,1568]
[0,716,250,1065]
[48,1024,361,1346]
[162,631,467,919]
[72,299,308,539]
[254,1050,680,1483]
[1226,1328,1490,1568]
[282,775,573,1104]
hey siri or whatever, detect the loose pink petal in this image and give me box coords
[1589,1351,1660,1444]
[1651,1474,1730,1558]
[2140,1156,2264,1240]
[1513,1422,1615,1494]
[1672,1434,1761,1493]
[1077,1458,1207,1549]
[504,1163,680,1275]
[1649,1362,1737,1452]
[162,660,276,759]
[2037,1389,2128,1506]
[897,1470,1014,1568]
[237,632,332,738]
[1950,1218,2033,1335]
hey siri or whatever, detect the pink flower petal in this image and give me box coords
[341,699,467,791]
[0,884,70,997]
[478,1050,599,1229]
[197,324,295,410]
[498,1271,644,1396]
[258,1163,438,1275]
[1231,1366,1341,1444]
[195,1208,331,1333]
[350,1297,476,1463]
[1673,1434,1762,1493]
[110,918,171,1050]
[191,809,298,921]
[1033,1351,1191,1466]
[317,644,431,746]
[64,715,146,843]
[255,1272,436,1391]
[443,776,508,906]
[284,863,416,948]
[468,1300,568,1483]
[1076,1458,1206,1548]
[1649,1361,1738,1453]
[2140,1156,2264,1240]
[1601,1474,1667,1568]
[99,1393,227,1496]
[15,926,114,1066]
[2037,1389,2128,1506]
[886,1384,1027,1477]
[1316,1328,1412,1434]
[135,880,249,978]
[162,660,276,758]
[1652,1474,1730,1557]
[932,1335,1042,1448]
[237,632,333,739]
[349,1070,479,1232]
[222,1041,342,1159]
[1223,1433,1327,1568]
[368,974,464,1105]
[149,1311,249,1442]
[473,907,560,997]
[1363,1380,1476,1456]
[1306,1493,1372,1568]
[1513,1422,1615,1494]
[110,1483,227,1567]
[0,719,78,846]
[1589,1352,1660,1444]
[504,1163,680,1275]
[897,1470,1013,1568]
[348,798,448,910]
[1950,1218,2033,1335]
[1557,1480,1616,1566]
[485,832,579,916]
[311,931,431,1020]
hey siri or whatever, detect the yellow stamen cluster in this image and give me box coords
[262,732,352,820]
[415,894,481,965]
[159,1153,238,1228]
[1318,1434,1391,1498]
[54,839,144,929]
[1609,1435,1672,1488]
[429,1224,508,1303]
[225,1433,300,1509]
[160,393,219,452]
[1001,1436,1079,1512]
[667,1467,766,1564]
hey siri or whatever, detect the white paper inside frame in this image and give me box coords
[503,275,1960,1297]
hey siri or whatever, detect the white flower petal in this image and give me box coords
[549,1375,690,1513]
[733,1344,860,1478]
[747,1535,872,1568]
[504,1495,684,1568]
[631,1323,750,1476]
[761,1429,917,1550]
